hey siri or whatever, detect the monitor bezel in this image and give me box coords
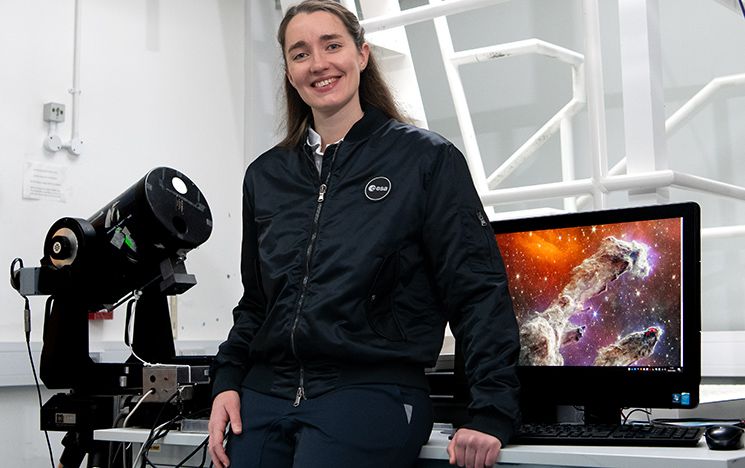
[491,202,701,419]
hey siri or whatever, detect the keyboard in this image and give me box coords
[513,423,705,447]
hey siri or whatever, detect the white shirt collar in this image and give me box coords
[306,127,324,156]
[306,127,343,156]
[306,127,344,175]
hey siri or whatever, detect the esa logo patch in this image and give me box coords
[364,176,391,201]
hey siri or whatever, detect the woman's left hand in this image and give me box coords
[447,428,502,468]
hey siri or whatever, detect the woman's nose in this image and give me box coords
[309,53,329,72]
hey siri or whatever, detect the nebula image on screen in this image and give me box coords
[495,217,683,368]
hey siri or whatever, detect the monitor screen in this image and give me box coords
[491,202,701,423]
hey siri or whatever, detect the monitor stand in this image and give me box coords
[583,405,623,425]
[521,401,622,425]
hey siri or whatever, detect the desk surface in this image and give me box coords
[95,427,745,468]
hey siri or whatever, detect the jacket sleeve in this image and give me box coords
[210,170,268,398]
[421,144,521,444]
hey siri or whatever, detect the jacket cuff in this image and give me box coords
[210,365,245,399]
[461,410,517,446]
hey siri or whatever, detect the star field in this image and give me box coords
[496,217,683,367]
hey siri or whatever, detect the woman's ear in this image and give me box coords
[360,42,370,71]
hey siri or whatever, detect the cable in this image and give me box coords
[124,396,211,467]
[652,417,745,428]
[122,293,190,369]
[133,390,181,468]
[107,395,135,468]
[9,257,23,291]
[123,388,156,428]
[173,435,209,468]
[129,387,212,467]
[138,394,213,467]
[11,257,56,468]
[621,408,652,425]
[118,388,157,468]
[137,415,180,468]
[25,319,56,468]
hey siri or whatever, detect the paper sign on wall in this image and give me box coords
[22,161,68,202]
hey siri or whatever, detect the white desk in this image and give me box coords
[421,428,745,467]
[95,427,745,468]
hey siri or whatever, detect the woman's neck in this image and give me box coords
[313,105,364,151]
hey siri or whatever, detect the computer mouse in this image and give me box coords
[705,425,744,450]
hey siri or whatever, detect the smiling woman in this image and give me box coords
[275,0,407,150]
[282,9,369,145]
[207,1,521,468]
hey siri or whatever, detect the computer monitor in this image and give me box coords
[491,202,701,424]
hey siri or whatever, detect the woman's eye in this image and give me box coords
[327,43,341,51]
[292,52,308,61]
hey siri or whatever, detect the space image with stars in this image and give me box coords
[495,216,684,368]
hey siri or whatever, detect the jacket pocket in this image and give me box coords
[461,208,498,272]
[365,251,406,342]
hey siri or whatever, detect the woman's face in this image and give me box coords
[283,11,369,122]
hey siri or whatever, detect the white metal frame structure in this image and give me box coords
[430,5,587,213]
[354,0,745,236]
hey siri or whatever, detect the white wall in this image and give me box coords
[0,0,246,345]
[0,0,246,465]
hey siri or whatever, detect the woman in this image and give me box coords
[208,1,520,467]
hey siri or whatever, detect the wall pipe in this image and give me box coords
[63,0,84,155]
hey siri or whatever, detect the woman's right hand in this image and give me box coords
[208,390,243,468]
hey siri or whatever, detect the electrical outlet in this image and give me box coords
[43,102,65,123]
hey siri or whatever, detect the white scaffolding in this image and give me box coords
[352,0,745,240]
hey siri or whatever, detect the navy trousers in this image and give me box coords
[225,384,434,468]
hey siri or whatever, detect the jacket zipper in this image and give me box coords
[290,143,339,407]
[477,210,488,226]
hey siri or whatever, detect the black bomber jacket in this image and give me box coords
[211,107,521,443]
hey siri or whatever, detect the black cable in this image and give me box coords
[739,0,745,20]
[22,295,57,468]
[11,258,57,468]
[134,392,212,467]
[141,416,180,468]
[198,437,209,467]
[9,257,23,291]
[173,435,209,468]
[138,390,181,468]
[125,397,211,467]
[652,417,745,428]
[621,408,652,424]
[108,403,134,468]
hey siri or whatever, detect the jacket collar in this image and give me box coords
[302,106,390,151]
[343,106,390,144]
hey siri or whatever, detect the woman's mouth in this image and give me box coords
[313,77,338,88]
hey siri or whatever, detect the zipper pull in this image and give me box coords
[293,385,306,407]
[477,210,488,227]
[317,183,327,203]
